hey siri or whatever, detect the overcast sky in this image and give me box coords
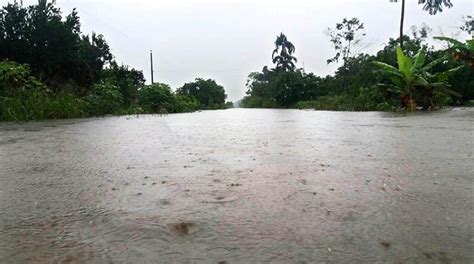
[4,0,473,101]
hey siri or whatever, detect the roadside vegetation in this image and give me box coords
[0,1,229,121]
[242,0,473,111]
[1,1,472,121]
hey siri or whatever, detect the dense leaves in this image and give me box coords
[242,30,473,111]
[0,1,113,90]
[177,78,227,109]
[373,47,462,110]
[0,1,228,121]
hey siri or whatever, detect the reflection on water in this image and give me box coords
[0,108,473,263]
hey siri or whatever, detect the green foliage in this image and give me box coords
[0,1,113,90]
[0,2,225,121]
[374,47,462,110]
[0,88,85,121]
[242,67,323,108]
[0,60,85,121]
[296,90,392,112]
[243,32,473,111]
[241,95,277,108]
[174,94,199,113]
[100,63,145,105]
[225,102,234,109]
[177,78,227,109]
[85,82,124,116]
[139,83,178,113]
[0,60,46,96]
[435,37,474,67]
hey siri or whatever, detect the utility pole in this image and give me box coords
[150,50,154,84]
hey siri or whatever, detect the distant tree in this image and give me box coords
[272,33,297,72]
[326,18,366,65]
[224,101,234,109]
[177,78,227,109]
[410,24,432,41]
[390,0,453,48]
[460,15,473,35]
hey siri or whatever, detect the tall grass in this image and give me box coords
[0,91,85,122]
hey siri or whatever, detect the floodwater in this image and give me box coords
[0,108,473,263]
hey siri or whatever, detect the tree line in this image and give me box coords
[0,1,229,121]
[242,1,473,111]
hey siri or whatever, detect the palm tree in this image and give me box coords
[272,33,298,72]
[419,0,453,15]
[390,0,453,49]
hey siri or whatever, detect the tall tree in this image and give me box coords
[0,0,113,91]
[326,17,366,65]
[390,0,453,48]
[272,33,297,72]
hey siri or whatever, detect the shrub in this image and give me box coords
[86,81,124,116]
[174,94,199,113]
[225,101,234,109]
[0,60,45,96]
[139,83,177,113]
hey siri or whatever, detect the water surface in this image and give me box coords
[1,108,473,263]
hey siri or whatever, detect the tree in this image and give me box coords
[390,0,453,48]
[326,18,366,65]
[0,1,113,91]
[177,78,227,109]
[435,37,474,67]
[139,83,177,113]
[460,15,473,35]
[419,0,454,15]
[272,33,297,72]
[373,47,461,110]
[100,63,145,105]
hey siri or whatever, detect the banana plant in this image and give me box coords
[373,47,462,111]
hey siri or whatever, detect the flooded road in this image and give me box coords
[0,108,473,263]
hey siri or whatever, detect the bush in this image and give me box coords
[139,83,178,113]
[225,101,234,109]
[174,94,199,113]
[0,60,86,121]
[0,60,45,96]
[117,106,146,116]
[0,89,85,121]
[241,96,278,108]
[86,82,124,116]
[296,100,318,109]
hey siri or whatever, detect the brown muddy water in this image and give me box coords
[0,108,473,263]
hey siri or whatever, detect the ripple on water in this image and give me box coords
[0,109,473,263]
